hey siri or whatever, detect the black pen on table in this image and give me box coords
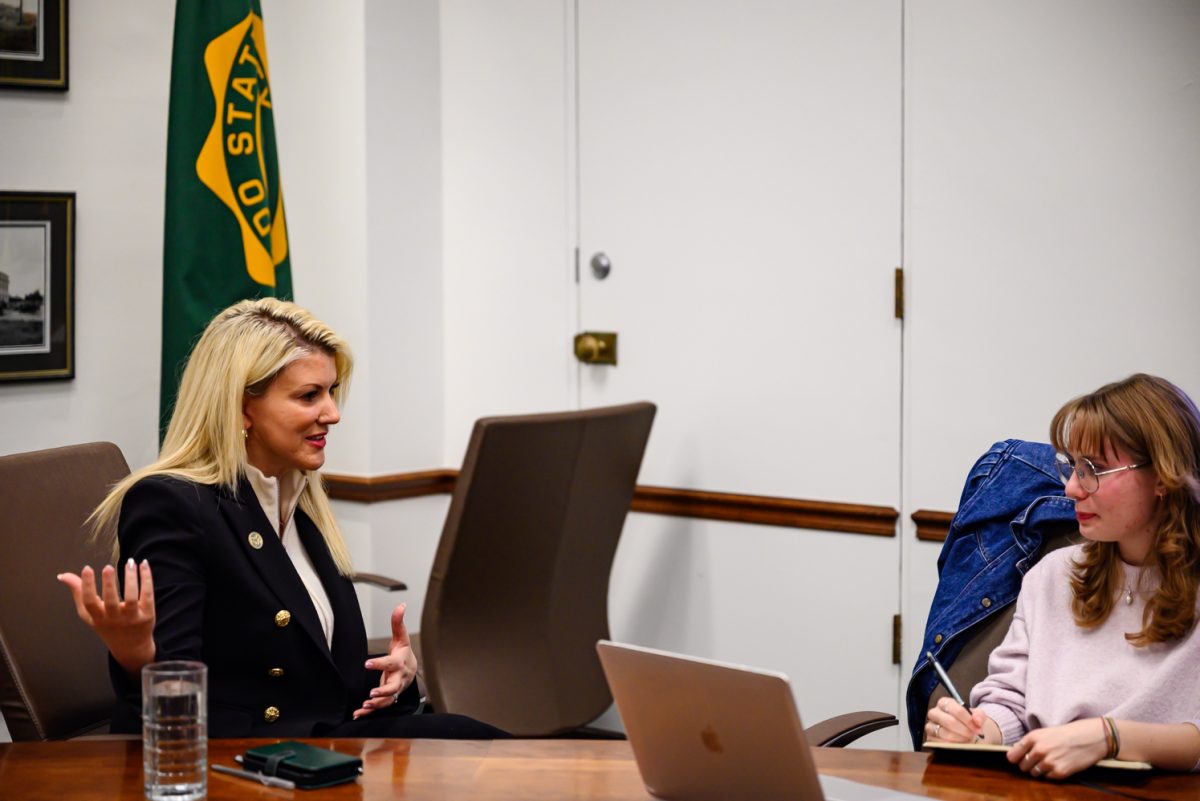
[925,650,984,741]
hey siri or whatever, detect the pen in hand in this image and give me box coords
[925,650,984,741]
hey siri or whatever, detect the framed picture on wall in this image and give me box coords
[0,192,74,381]
[0,0,67,90]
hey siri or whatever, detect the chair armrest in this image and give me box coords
[804,711,898,748]
[351,572,408,591]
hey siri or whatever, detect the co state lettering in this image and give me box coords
[224,42,273,238]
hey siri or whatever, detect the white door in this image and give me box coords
[576,0,905,734]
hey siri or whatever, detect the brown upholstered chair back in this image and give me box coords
[0,442,130,740]
[928,522,1079,713]
[420,402,656,736]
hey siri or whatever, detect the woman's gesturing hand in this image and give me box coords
[1007,719,1109,780]
[57,559,156,675]
[354,603,419,719]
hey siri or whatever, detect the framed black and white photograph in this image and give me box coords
[0,192,74,381]
[0,0,67,90]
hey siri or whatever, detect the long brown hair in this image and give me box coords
[1050,373,1200,645]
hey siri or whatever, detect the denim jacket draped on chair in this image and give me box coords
[905,439,1077,747]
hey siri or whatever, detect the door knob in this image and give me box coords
[574,332,618,365]
[590,252,612,280]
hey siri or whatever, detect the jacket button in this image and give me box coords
[275,610,292,627]
[248,531,264,549]
[933,634,943,644]
[981,597,992,608]
[264,706,280,723]
[267,668,284,678]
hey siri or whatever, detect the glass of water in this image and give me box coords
[142,661,207,801]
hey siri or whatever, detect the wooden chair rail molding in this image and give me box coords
[322,470,901,538]
[912,509,955,542]
[321,469,458,503]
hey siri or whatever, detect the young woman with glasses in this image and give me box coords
[924,373,1200,778]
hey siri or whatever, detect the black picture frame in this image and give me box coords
[0,0,67,91]
[0,192,74,381]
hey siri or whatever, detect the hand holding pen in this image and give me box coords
[924,651,987,743]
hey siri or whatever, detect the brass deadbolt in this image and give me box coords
[574,332,618,365]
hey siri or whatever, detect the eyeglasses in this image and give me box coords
[1055,452,1145,494]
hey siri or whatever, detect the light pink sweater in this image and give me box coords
[971,545,1200,768]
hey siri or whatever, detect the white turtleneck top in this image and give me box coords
[244,464,335,649]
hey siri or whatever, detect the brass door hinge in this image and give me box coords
[892,613,902,664]
[894,267,904,320]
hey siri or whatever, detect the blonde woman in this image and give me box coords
[59,298,501,738]
[926,374,1200,777]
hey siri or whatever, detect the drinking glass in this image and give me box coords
[142,660,207,801]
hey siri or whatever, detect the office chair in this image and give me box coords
[0,442,131,740]
[417,402,656,737]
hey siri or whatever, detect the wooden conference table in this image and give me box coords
[1,738,1196,800]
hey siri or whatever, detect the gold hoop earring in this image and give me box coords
[242,428,248,440]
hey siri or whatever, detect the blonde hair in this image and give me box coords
[92,298,356,575]
[1050,373,1200,645]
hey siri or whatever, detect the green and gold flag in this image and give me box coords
[161,0,292,433]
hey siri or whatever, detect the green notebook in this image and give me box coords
[242,741,364,789]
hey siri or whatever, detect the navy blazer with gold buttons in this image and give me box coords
[108,474,397,737]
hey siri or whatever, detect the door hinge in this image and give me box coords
[892,613,902,664]
[894,267,904,320]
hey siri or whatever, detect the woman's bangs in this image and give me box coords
[1059,402,1111,459]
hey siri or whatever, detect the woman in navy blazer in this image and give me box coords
[59,298,500,738]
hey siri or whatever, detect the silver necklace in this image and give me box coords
[1121,566,1147,605]
[1121,574,1145,605]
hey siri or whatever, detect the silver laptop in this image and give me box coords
[597,641,925,801]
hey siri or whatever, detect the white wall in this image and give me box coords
[364,0,446,476]
[360,0,451,635]
[0,1,174,469]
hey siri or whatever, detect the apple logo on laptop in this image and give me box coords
[700,724,724,754]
